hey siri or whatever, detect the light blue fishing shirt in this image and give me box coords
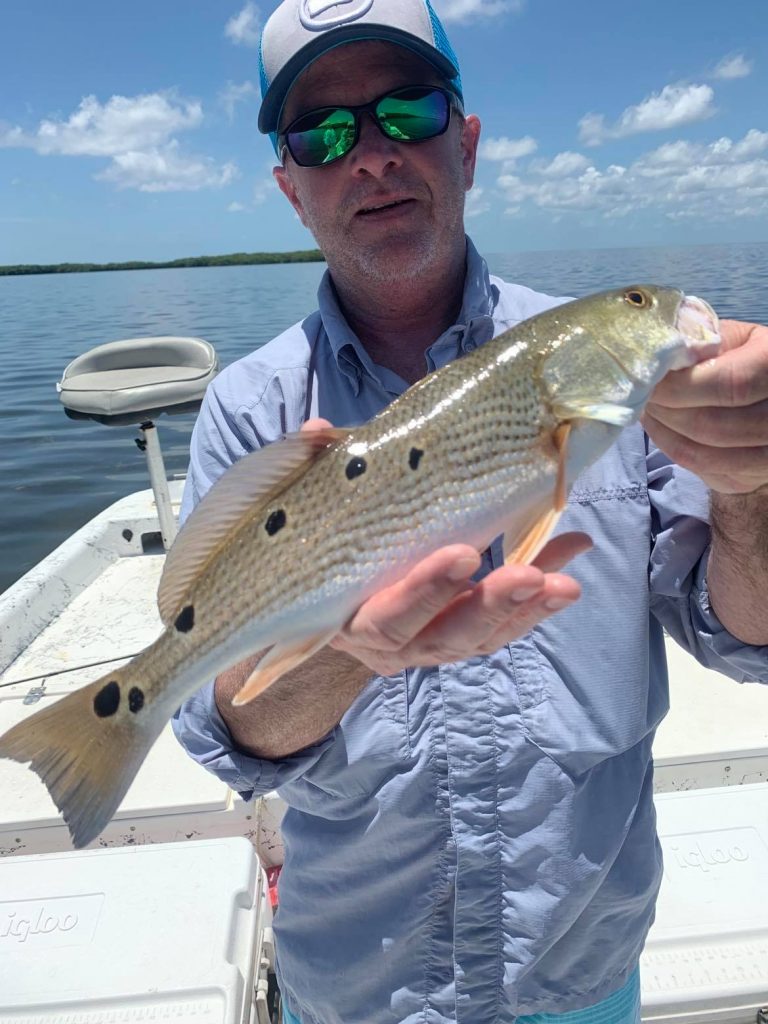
[172,239,768,1024]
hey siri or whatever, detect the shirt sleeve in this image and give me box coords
[171,373,337,796]
[177,374,258,524]
[646,438,768,684]
[172,681,338,801]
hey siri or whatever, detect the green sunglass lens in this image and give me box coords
[288,110,356,165]
[377,90,449,141]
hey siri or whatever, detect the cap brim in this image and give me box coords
[258,25,460,134]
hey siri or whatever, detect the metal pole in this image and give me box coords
[139,420,177,550]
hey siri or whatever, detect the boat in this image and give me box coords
[0,337,766,1023]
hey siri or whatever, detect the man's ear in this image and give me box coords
[460,114,481,191]
[273,164,308,227]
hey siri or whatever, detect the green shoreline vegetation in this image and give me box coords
[0,249,326,277]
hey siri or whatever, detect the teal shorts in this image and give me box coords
[283,966,641,1024]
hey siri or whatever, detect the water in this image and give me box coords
[0,242,766,594]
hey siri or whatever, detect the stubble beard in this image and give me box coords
[302,178,468,288]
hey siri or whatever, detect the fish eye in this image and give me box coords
[624,288,650,308]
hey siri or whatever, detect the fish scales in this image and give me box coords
[0,285,722,848]
[192,340,552,634]
[259,351,550,608]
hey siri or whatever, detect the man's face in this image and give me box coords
[273,41,481,285]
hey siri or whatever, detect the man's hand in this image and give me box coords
[642,319,768,495]
[301,418,592,677]
[329,534,592,676]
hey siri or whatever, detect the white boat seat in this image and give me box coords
[58,336,219,425]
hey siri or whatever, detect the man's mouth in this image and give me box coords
[356,198,414,216]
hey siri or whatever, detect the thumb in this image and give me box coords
[301,417,334,432]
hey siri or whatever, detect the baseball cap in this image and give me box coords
[257,0,463,140]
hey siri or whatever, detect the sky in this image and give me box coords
[1,0,767,264]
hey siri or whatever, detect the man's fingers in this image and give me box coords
[301,417,333,432]
[644,398,768,448]
[643,410,768,491]
[335,545,482,651]
[332,537,587,657]
[649,321,768,409]
[411,567,581,661]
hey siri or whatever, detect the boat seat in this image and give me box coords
[57,336,219,426]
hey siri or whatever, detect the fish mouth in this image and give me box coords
[676,294,721,358]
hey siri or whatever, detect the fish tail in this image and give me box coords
[0,668,164,849]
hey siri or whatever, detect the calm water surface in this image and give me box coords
[1,242,766,594]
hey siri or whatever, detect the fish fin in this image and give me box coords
[553,401,635,428]
[231,627,339,706]
[158,427,349,625]
[553,422,571,512]
[502,424,570,566]
[503,505,563,566]
[0,671,163,849]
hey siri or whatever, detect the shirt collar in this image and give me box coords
[317,236,498,392]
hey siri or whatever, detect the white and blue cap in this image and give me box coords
[258,0,463,144]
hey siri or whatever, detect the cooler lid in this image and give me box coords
[0,837,260,1023]
[642,784,768,1023]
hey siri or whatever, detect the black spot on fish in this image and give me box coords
[346,456,367,480]
[174,605,195,633]
[265,509,286,535]
[128,687,145,713]
[94,681,120,718]
[409,447,424,470]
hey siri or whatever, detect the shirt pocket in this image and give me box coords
[506,427,670,776]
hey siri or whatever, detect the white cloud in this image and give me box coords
[732,128,768,158]
[225,2,262,47]
[634,130,768,176]
[253,178,273,205]
[479,135,537,163]
[0,94,202,156]
[432,0,523,21]
[0,92,239,194]
[226,178,274,212]
[219,81,257,121]
[532,151,591,178]
[496,173,529,206]
[712,53,753,80]
[579,83,715,146]
[465,186,490,217]
[493,127,768,223]
[97,142,238,192]
[0,125,25,147]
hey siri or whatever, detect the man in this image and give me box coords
[173,1,768,1021]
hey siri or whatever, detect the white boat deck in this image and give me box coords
[0,484,271,857]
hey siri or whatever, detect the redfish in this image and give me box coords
[0,285,720,848]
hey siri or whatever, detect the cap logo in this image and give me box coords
[300,0,375,31]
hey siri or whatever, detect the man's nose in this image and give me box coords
[349,112,403,176]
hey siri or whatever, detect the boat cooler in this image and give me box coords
[642,784,768,1023]
[0,837,273,1023]
[643,640,768,1021]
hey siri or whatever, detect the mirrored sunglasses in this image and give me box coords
[279,85,462,168]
